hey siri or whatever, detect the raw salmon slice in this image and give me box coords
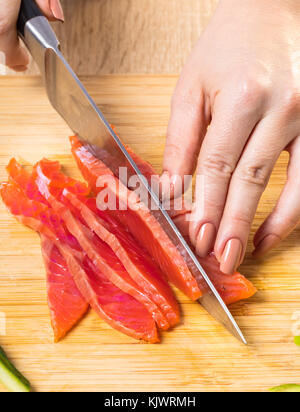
[60,244,158,343]
[33,158,180,327]
[7,158,82,251]
[4,162,160,340]
[73,194,180,327]
[34,168,170,331]
[70,135,201,300]
[0,181,158,343]
[7,158,50,205]
[0,182,88,341]
[8,159,167,333]
[41,235,89,342]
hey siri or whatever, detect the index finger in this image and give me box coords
[161,69,210,198]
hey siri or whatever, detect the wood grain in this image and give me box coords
[0,75,300,392]
[5,0,218,76]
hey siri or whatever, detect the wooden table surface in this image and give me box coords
[0,75,300,392]
[5,0,218,76]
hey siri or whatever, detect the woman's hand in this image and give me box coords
[0,0,64,71]
[162,0,300,274]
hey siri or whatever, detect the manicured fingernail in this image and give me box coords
[196,223,216,258]
[220,238,242,274]
[252,234,281,258]
[10,65,28,72]
[50,0,65,21]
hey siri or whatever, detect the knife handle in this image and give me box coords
[17,0,60,76]
[17,0,44,38]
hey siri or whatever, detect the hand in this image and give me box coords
[162,0,300,274]
[0,0,64,71]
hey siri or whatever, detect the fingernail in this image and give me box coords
[220,238,242,274]
[10,65,28,72]
[252,233,281,259]
[196,223,216,258]
[50,0,65,21]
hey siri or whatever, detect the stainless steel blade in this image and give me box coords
[22,16,247,344]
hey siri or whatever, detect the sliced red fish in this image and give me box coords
[61,244,158,343]
[32,158,180,327]
[65,191,180,327]
[7,158,31,190]
[8,159,168,331]
[0,182,88,341]
[70,135,201,301]
[6,159,82,251]
[34,170,170,331]
[0,181,158,343]
[7,158,50,205]
[41,235,89,341]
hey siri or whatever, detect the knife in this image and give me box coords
[17,0,247,344]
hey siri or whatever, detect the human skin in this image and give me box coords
[162,0,300,273]
[0,0,63,71]
[2,0,300,275]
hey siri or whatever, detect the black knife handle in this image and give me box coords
[17,0,43,37]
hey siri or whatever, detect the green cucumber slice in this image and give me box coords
[294,336,300,347]
[0,346,31,392]
[269,384,300,393]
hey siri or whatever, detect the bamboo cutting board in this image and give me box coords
[0,76,299,392]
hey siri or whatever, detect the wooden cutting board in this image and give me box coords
[0,75,299,393]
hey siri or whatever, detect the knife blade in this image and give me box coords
[17,0,246,344]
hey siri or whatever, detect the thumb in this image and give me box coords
[0,0,28,70]
[0,0,64,71]
[0,28,29,70]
